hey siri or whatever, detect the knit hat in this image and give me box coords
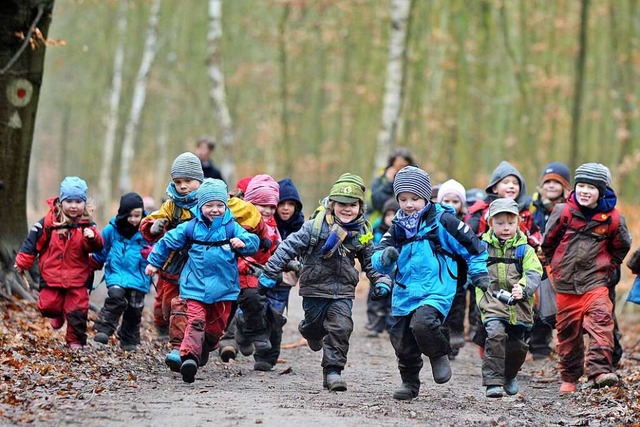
[437,179,466,205]
[541,162,571,190]
[197,178,229,210]
[245,174,280,207]
[115,192,144,238]
[171,152,204,182]
[488,198,519,218]
[574,162,609,196]
[59,176,88,202]
[382,198,400,215]
[236,176,253,194]
[393,166,432,201]
[329,173,366,203]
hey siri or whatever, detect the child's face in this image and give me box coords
[256,204,276,221]
[542,179,564,201]
[201,200,226,220]
[333,200,360,223]
[173,178,201,196]
[61,199,86,218]
[440,193,463,215]
[383,210,395,227]
[128,208,144,227]
[277,200,296,221]
[490,213,518,241]
[492,175,520,199]
[575,183,599,208]
[398,192,426,215]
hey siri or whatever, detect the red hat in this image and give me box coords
[236,176,253,194]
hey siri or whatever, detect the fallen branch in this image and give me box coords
[281,338,308,350]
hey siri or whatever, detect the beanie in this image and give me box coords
[574,163,608,196]
[236,176,253,195]
[437,179,466,205]
[329,173,366,203]
[488,198,519,218]
[117,192,144,217]
[197,178,229,210]
[541,161,571,190]
[171,152,204,182]
[60,176,88,202]
[393,166,432,201]
[245,174,280,207]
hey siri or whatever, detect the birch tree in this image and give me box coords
[99,0,127,217]
[119,0,160,193]
[208,0,235,184]
[373,0,413,174]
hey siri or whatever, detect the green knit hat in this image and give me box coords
[329,173,366,203]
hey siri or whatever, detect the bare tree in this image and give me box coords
[119,0,160,193]
[569,0,590,171]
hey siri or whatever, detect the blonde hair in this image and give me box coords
[53,199,93,236]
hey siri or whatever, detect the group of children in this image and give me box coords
[14,152,634,399]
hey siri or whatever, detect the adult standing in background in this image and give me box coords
[367,147,415,220]
[195,136,225,182]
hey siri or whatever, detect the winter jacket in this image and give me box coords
[147,207,259,304]
[139,199,195,243]
[372,203,489,317]
[15,197,103,289]
[262,214,391,300]
[239,217,280,289]
[370,172,394,213]
[91,217,151,293]
[541,190,631,295]
[476,230,542,327]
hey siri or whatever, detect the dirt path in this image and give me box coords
[37,286,610,427]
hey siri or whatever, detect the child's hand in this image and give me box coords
[230,237,245,250]
[511,284,524,300]
[145,265,158,276]
[150,218,168,235]
[13,264,23,275]
[83,228,95,239]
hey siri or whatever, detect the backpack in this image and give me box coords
[465,200,489,236]
[557,203,620,244]
[486,244,527,274]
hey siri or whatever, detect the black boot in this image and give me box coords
[429,355,452,384]
[323,371,347,392]
[393,381,420,400]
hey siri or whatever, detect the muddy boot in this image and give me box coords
[324,371,347,392]
[254,361,273,372]
[165,349,182,373]
[504,377,519,395]
[93,332,109,344]
[219,345,237,362]
[180,359,198,384]
[486,385,503,398]
[429,355,452,384]
[393,381,420,400]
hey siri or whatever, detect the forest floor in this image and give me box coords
[1,284,640,427]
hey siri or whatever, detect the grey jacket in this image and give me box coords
[262,218,391,299]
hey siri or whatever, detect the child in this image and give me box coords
[258,173,391,391]
[371,166,489,401]
[139,152,203,368]
[145,179,259,383]
[541,163,631,393]
[366,198,399,338]
[14,176,104,349]
[91,192,151,351]
[477,198,542,397]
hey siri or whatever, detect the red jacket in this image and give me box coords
[238,217,280,289]
[15,197,104,288]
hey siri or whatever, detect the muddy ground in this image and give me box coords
[2,284,639,427]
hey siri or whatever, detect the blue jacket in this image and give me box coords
[147,207,259,304]
[372,203,488,317]
[92,218,151,293]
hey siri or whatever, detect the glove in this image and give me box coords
[372,283,391,300]
[284,260,302,273]
[247,263,264,277]
[259,238,272,251]
[150,218,168,235]
[472,275,490,292]
[380,247,399,268]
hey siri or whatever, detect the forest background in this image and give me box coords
[28,0,639,226]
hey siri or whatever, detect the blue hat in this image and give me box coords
[60,176,88,202]
[197,178,228,211]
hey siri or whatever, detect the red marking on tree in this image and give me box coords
[17,88,27,98]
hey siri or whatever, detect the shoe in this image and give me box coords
[238,342,254,356]
[120,343,137,352]
[165,349,182,373]
[504,378,519,395]
[486,385,503,398]
[307,339,323,352]
[429,355,452,384]
[69,342,83,350]
[254,361,273,372]
[324,372,347,392]
[50,317,64,330]
[180,359,198,383]
[595,373,618,388]
[393,382,419,400]
[93,332,109,344]
[253,340,272,353]
[199,350,210,367]
[559,382,577,393]
[219,345,237,362]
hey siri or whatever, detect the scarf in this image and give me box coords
[394,204,430,239]
[320,208,371,259]
[276,210,305,240]
[166,182,198,209]
[115,215,139,239]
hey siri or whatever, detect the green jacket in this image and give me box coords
[476,230,543,327]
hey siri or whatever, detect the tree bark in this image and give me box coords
[569,0,590,171]
[207,0,236,185]
[374,0,413,173]
[119,0,160,193]
[0,1,54,272]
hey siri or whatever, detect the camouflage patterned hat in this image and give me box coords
[329,173,366,203]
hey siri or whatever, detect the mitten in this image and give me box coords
[372,283,391,300]
[150,218,168,235]
[472,274,490,292]
[284,260,302,273]
[381,247,400,268]
[259,238,272,251]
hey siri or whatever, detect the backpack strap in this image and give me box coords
[303,208,326,261]
[486,243,527,274]
[187,219,237,247]
[559,204,618,243]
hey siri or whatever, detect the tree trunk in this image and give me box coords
[373,0,413,173]
[278,2,292,177]
[0,1,54,272]
[569,0,590,171]
[119,0,160,193]
[98,0,127,219]
[154,118,169,204]
[207,0,236,185]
